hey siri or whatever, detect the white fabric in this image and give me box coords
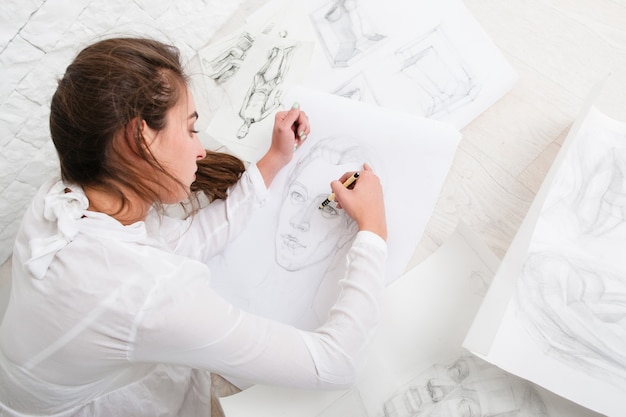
[0,164,387,417]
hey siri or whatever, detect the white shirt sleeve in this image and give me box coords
[130,231,387,389]
[168,164,268,262]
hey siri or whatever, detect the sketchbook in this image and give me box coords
[463,91,626,416]
[219,223,600,417]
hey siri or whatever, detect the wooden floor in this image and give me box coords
[207,0,626,412]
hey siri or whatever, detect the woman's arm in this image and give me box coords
[171,106,310,261]
[131,230,386,389]
[256,105,310,187]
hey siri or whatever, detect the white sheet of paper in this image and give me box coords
[302,0,518,129]
[203,34,314,162]
[464,95,626,415]
[207,85,461,332]
[220,223,599,417]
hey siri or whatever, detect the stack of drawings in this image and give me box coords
[197,0,518,162]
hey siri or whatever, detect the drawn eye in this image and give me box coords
[320,204,339,218]
[290,190,305,204]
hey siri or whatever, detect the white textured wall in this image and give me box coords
[0,0,248,266]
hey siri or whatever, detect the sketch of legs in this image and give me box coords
[380,355,548,417]
[237,45,296,139]
[201,32,254,84]
[310,0,386,68]
[395,26,480,118]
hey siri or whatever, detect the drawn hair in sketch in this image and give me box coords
[309,0,386,68]
[516,251,626,384]
[274,137,375,271]
[569,146,626,236]
[380,355,549,417]
[395,25,480,118]
[237,44,296,139]
[513,128,626,384]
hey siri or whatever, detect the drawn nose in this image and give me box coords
[290,213,310,231]
[290,201,317,231]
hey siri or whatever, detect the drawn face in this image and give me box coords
[382,357,541,417]
[275,158,358,271]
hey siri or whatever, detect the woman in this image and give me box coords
[0,37,387,416]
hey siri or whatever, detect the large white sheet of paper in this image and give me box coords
[220,224,599,417]
[464,100,626,416]
[207,85,461,333]
[301,0,518,129]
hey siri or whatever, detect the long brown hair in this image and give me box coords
[50,37,244,214]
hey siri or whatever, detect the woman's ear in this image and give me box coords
[122,118,154,155]
[139,119,158,146]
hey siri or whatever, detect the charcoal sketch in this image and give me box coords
[380,355,549,417]
[332,72,379,104]
[209,137,378,329]
[263,137,376,328]
[571,147,626,236]
[395,25,480,118]
[274,138,369,272]
[518,252,626,381]
[200,32,255,84]
[309,0,386,68]
[237,44,296,139]
[513,115,626,385]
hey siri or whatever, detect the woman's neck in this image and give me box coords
[83,185,150,225]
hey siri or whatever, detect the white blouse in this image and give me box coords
[0,164,387,417]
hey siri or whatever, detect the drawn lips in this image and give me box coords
[282,234,305,250]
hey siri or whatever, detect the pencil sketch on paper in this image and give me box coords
[309,0,386,68]
[514,122,626,385]
[395,25,481,118]
[379,355,549,417]
[265,137,377,327]
[518,252,626,381]
[571,147,626,237]
[274,137,370,272]
[200,32,255,85]
[332,72,379,105]
[209,136,379,329]
[237,44,297,139]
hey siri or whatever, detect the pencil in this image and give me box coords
[318,172,360,209]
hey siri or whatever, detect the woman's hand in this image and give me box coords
[332,163,387,240]
[257,104,310,187]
